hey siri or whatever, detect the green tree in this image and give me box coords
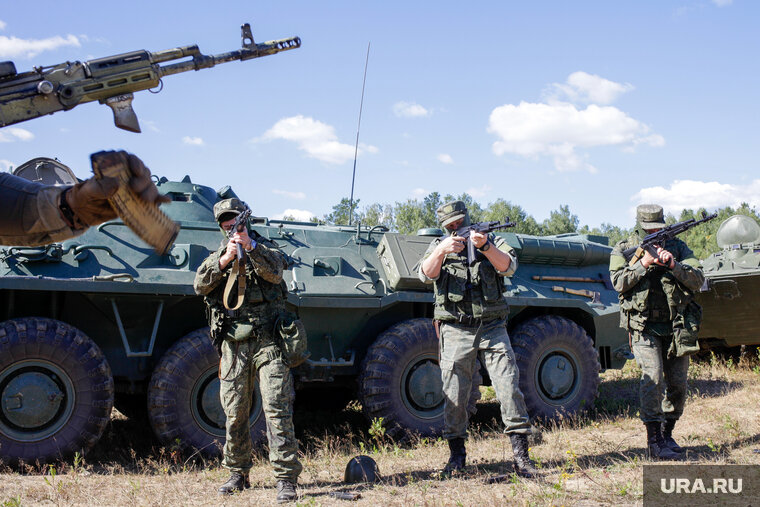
[362,203,394,229]
[541,204,579,235]
[324,197,360,225]
[482,198,542,235]
[393,198,428,234]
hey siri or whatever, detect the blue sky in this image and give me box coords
[1,0,757,228]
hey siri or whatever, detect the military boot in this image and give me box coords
[441,437,467,475]
[645,422,681,460]
[662,419,684,454]
[276,480,297,503]
[218,471,250,495]
[509,433,538,478]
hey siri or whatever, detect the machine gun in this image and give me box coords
[227,207,253,260]
[454,219,516,266]
[0,23,300,133]
[623,211,718,266]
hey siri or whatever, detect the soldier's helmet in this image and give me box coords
[344,455,380,484]
[636,204,667,230]
[436,200,468,229]
[213,198,247,223]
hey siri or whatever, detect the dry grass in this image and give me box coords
[1,355,760,506]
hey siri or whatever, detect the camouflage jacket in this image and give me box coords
[194,230,288,341]
[609,231,705,334]
[0,173,80,246]
[418,233,517,322]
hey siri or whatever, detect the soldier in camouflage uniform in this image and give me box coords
[194,198,301,502]
[610,204,705,460]
[0,152,166,246]
[418,200,537,478]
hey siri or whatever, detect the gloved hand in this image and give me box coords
[62,152,169,229]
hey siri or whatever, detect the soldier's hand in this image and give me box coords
[219,238,239,269]
[63,175,120,228]
[470,231,488,249]
[438,235,466,255]
[656,246,675,269]
[231,228,253,251]
[641,249,658,268]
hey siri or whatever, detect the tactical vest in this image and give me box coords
[433,239,509,323]
[205,247,287,343]
[617,236,695,335]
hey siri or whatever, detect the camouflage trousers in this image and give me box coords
[439,318,531,440]
[219,337,302,482]
[630,330,690,423]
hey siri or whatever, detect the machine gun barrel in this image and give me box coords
[0,23,300,133]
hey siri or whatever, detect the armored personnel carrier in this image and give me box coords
[697,214,760,349]
[0,162,630,463]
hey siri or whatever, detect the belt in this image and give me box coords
[453,313,481,327]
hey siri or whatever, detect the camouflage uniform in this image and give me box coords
[194,199,301,484]
[417,202,531,440]
[610,204,704,459]
[0,173,79,246]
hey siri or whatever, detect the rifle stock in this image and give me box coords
[0,23,300,132]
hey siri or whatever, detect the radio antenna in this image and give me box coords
[348,42,370,226]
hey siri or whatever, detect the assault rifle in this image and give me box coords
[623,211,718,266]
[227,206,253,261]
[454,219,516,266]
[223,205,252,311]
[0,23,300,133]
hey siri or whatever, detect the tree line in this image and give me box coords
[284,192,760,260]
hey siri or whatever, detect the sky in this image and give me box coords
[1,0,758,228]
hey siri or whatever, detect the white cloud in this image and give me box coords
[632,179,760,217]
[258,115,371,165]
[142,120,160,133]
[272,208,315,221]
[411,188,429,198]
[273,189,306,200]
[393,101,430,118]
[437,153,454,165]
[712,0,733,6]
[182,136,204,146]
[0,34,80,59]
[0,20,6,31]
[0,127,34,143]
[0,159,13,172]
[488,100,664,173]
[465,184,492,198]
[360,142,379,154]
[545,71,634,105]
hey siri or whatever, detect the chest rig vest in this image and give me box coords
[432,237,509,323]
[617,236,694,335]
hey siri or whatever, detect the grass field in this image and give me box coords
[1,354,759,506]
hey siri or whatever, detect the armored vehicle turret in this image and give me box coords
[697,214,760,348]
[0,168,629,463]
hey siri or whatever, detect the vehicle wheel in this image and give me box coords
[511,315,600,420]
[359,318,481,439]
[0,318,114,464]
[147,328,266,458]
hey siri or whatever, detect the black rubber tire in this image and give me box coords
[0,317,114,464]
[147,328,266,458]
[511,315,600,420]
[359,318,481,439]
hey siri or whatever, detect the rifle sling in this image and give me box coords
[223,257,247,311]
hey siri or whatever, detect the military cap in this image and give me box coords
[436,200,467,228]
[213,198,247,223]
[637,204,667,230]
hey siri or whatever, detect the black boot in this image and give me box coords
[441,437,467,475]
[509,433,538,478]
[218,472,250,495]
[662,419,684,453]
[276,480,297,503]
[645,422,680,460]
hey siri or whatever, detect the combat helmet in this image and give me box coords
[436,200,470,229]
[344,455,380,484]
[213,198,247,224]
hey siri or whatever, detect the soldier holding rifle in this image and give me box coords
[418,200,537,478]
[610,204,707,460]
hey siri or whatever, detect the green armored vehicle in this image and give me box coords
[0,161,629,463]
[697,214,760,349]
